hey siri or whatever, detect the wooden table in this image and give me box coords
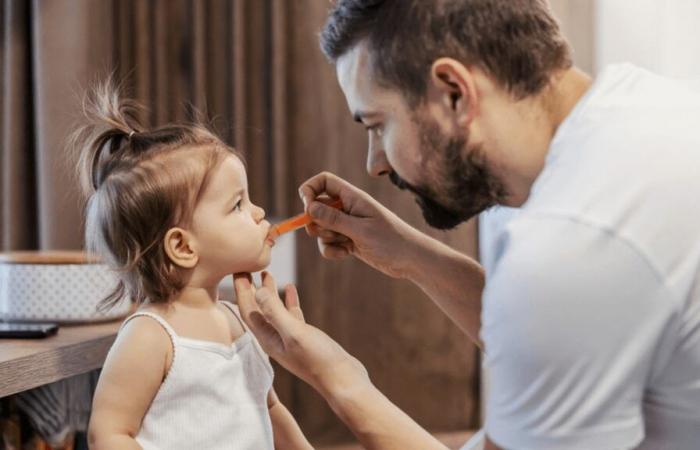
[0,321,120,398]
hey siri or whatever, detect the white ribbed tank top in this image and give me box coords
[119,302,274,450]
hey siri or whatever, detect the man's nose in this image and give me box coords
[366,138,391,177]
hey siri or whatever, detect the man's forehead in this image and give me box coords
[336,43,367,90]
[336,42,397,116]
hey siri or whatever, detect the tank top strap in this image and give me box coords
[219,301,273,373]
[120,311,179,343]
[218,301,248,332]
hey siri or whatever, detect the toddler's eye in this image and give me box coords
[232,200,242,212]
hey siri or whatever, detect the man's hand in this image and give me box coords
[233,271,448,450]
[233,271,368,397]
[298,171,424,279]
[299,171,485,345]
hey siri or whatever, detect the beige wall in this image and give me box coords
[550,0,596,74]
[595,0,700,77]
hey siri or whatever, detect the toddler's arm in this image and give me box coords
[268,388,313,450]
[88,317,171,449]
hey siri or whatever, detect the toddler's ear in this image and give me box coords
[163,227,199,269]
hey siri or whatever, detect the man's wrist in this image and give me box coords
[398,229,441,282]
[323,373,378,425]
[313,354,370,398]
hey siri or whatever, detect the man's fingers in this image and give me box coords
[234,273,262,327]
[305,222,322,237]
[284,284,299,308]
[233,273,255,308]
[255,287,300,340]
[233,272,253,286]
[261,271,278,293]
[318,229,350,242]
[299,172,344,210]
[245,309,283,354]
[306,224,352,244]
[318,240,350,259]
[320,237,351,250]
[284,284,305,322]
[234,273,290,358]
[308,201,355,236]
[299,171,366,215]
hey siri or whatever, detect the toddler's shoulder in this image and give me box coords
[112,311,174,368]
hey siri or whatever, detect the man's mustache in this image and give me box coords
[389,171,421,195]
[388,170,464,229]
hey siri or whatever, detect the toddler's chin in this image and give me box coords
[251,255,271,272]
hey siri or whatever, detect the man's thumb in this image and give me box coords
[308,201,353,235]
[255,287,298,340]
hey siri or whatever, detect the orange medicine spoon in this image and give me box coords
[268,198,344,240]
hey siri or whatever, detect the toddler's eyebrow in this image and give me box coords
[228,188,245,204]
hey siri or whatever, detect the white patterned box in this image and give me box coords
[0,251,130,323]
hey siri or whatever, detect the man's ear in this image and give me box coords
[163,227,199,269]
[429,57,478,127]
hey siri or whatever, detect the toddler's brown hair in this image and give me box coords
[70,79,241,310]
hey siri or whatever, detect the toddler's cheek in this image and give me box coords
[255,252,272,271]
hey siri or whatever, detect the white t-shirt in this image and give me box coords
[482,64,700,450]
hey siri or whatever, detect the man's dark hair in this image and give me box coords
[320,0,572,103]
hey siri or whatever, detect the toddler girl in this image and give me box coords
[73,82,311,450]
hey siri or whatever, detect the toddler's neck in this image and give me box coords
[170,285,220,309]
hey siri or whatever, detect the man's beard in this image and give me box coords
[389,116,506,230]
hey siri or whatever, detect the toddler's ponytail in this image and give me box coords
[70,78,144,197]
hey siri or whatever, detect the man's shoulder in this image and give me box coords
[558,64,700,149]
[591,63,700,109]
[488,211,662,281]
[526,64,700,267]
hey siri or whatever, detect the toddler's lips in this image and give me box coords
[265,224,280,243]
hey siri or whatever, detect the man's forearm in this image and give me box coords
[325,379,447,450]
[403,231,485,347]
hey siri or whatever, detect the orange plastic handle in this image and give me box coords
[269,198,344,239]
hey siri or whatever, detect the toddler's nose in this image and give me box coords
[253,205,266,222]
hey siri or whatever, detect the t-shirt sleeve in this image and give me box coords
[482,215,674,450]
